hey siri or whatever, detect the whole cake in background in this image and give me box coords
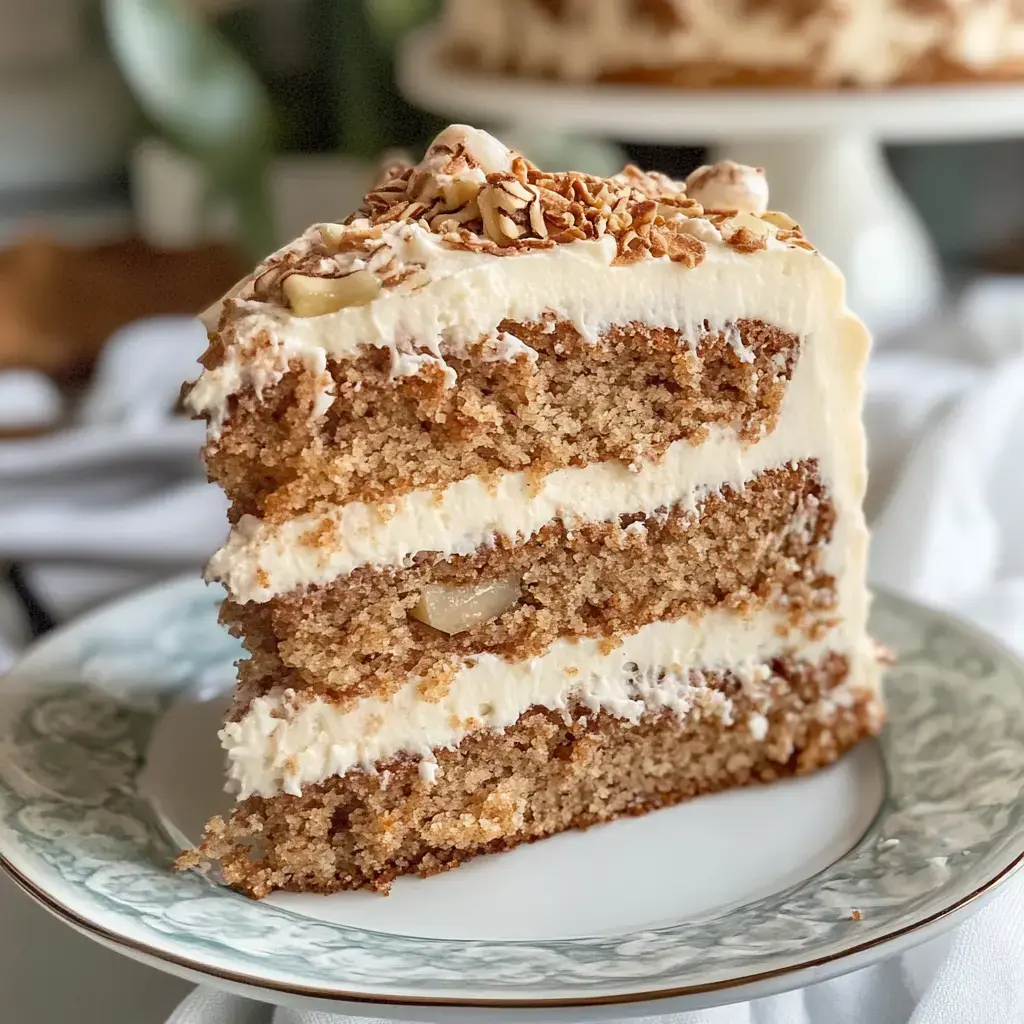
[177,125,885,898]
[440,0,1024,87]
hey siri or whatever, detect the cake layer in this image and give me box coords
[443,0,1024,87]
[220,593,883,801]
[208,301,866,603]
[203,317,798,523]
[190,229,828,445]
[227,460,835,708]
[180,653,883,897]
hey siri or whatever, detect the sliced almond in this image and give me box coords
[760,210,800,232]
[318,223,347,249]
[723,211,773,238]
[477,186,503,244]
[283,270,381,317]
[410,575,522,635]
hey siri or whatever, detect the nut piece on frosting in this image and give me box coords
[408,124,514,206]
[282,270,381,317]
[684,161,769,215]
[478,175,547,246]
[410,575,522,635]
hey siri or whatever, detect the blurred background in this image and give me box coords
[2,0,1023,624]
[1,1,1024,1021]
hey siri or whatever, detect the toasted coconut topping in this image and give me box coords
[232,126,809,317]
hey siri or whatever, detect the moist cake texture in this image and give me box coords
[440,0,1024,88]
[177,125,885,896]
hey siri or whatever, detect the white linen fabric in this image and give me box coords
[0,279,1023,1022]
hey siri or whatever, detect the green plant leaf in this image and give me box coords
[105,0,273,164]
[105,0,276,259]
[364,0,439,44]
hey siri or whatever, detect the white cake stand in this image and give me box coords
[398,27,1024,336]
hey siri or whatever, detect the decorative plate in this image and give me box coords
[0,578,1021,1021]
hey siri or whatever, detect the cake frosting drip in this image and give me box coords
[222,606,880,799]
[441,0,1024,86]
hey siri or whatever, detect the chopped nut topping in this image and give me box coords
[650,219,707,266]
[725,211,774,238]
[478,174,547,246]
[283,270,381,317]
[236,127,795,314]
[778,230,815,251]
[726,226,769,254]
[410,575,522,635]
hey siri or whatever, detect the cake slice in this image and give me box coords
[177,125,885,898]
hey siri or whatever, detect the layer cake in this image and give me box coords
[177,125,885,897]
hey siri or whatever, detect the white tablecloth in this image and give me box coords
[1,281,1023,1022]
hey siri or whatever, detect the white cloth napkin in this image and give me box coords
[2,279,1024,1023]
[0,315,223,635]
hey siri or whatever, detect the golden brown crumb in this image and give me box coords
[204,319,799,523]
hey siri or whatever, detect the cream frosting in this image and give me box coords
[222,606,880,799]
[441,0,1024,86]
[187,220,808,431]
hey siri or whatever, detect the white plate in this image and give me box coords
[0,578,1021,1020]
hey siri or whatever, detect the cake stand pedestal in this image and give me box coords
[398,27,1024,336]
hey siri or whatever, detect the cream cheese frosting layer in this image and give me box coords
[442,0,1024,86]
[187,223,823,430]
[222,606,881,800]
[206,292,870,603]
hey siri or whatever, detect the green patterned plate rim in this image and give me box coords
[0,577,1022,1012]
